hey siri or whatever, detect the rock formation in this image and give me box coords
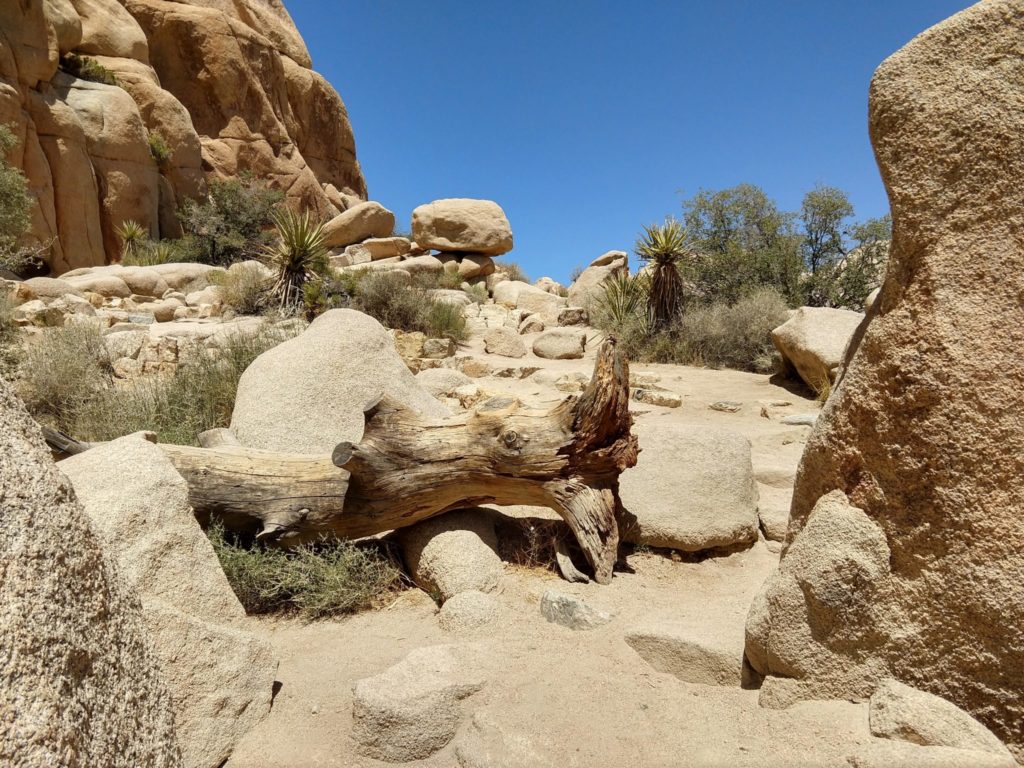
[746,1,1024,757]
[0,378,181,766]
[0,0,364,272]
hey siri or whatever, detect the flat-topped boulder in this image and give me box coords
[323,201,395,249]
[412,198,513,256]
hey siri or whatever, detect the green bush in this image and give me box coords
[301,273,350,320]
[350,271,466,341]
[60,53,117,85]
[148,132,173,168]
[178,176,283,266]
[123,239,193,267]
[207,524,402,619]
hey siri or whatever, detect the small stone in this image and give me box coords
[781,413,818,426]
[483,327,527,358]
[710,401,743,413]
[423,337,457,359]
[556,306,588,326]
[437,590,499,632]
[540,590,613,630]
[633,388,682,408]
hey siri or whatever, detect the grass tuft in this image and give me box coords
[207,523,403,619]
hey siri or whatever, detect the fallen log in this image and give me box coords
[43,338,637,583]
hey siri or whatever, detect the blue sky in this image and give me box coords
[289,1,971,283]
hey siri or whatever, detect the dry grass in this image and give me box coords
[207,523,403,620]
[351,271,467,341]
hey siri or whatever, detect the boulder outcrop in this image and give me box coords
[567,251,628,308]
[770,307,863,392]
[1,0,365,271]
[412,199,513,256]
[0,378,181,766]
[747,2,1024,758]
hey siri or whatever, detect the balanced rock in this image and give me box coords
[750,3,1024,757]
[0,379,180,766]
[412,198,513,256]
[619,422,759,552]
[771,307,863,392]
[231,309,449,454]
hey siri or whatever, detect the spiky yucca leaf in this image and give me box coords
[264,209,329,310]
[594,272,650,329]
[115,219,148,263]
[636,218,689,328]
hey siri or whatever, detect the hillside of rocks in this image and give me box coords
[0,0,365,273]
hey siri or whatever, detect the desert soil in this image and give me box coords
[224,333,897,768]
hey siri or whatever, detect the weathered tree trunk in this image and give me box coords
[44,339,637,583]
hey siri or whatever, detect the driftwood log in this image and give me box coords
[45,339,638,583]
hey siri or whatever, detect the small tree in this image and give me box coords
[636,218,688,329]
[264,209,329,310]
[178,176,283,266]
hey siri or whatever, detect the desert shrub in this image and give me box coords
[673,288,789,371]
[0,125,34,274]
[301,272,350,319]
[123,239,193,267]
[19,324,111,432]
[500,261,530,283]
[207,523,402,619]
[263,209,329,310]
[569,265,584,283]
[590,272,650,329]
[0,291,20,379]
[351,271,466,341]
[60,53,117,85]
[72,324,298,445]
[216,263,273,315]
[178,176,283,266]
[435,270,465,290]
[148,132,172,168]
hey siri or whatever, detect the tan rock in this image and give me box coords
[770,306,863,391]
[567,251,627,307]
[322,201,394,249]
[750,2,1024,758]
[70,0,149,60]
[412,199,513,256]
[0,379,181,766]
[483,326,527,358]
[532,328,586,360]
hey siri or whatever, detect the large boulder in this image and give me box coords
[770,307,863,391]
[748,2,1024,758]
[60,436,277,768]
[231,309,450,454]
[483,326,527,358]
[397,510,503,603]
[0,380,181,766]
[567,251,628,308]
[352,645,486,762]
[322,201,395,249]
[532,328,586,360]
[619,422,759,552]
[412,198,513,256]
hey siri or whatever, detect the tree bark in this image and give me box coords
[43,338,638,583]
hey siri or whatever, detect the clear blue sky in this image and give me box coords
[289,1,971,283]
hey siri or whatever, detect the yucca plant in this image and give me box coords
[263,209,329,310]
[594,272,650,329]
[116,219,148,263]
[636,218,690,329]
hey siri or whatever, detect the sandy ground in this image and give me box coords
[225,332,911,768]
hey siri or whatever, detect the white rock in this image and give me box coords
[484,326,527,358]
[398,510,504,602]
[231,309,450,453]
[352,645,486,762]
[437,590,500,633]
[619,422,759,552]
[540,590,613,630]
[532,329,586,360]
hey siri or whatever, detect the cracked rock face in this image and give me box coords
[748,1,1024,758]
[0,0,365,271]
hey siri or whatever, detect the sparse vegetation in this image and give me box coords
[178,176,284,266]
[0,125,35,275]
[263,209,329,310]
[20,323,297,445]
[60,53,117,85]
[207,523,403,619]
[348,271,467,341]
[148,132,173,168]
[116,219,149,263]
[217,262,274,315]
[500,261,530,283]
[0,291,21,380]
